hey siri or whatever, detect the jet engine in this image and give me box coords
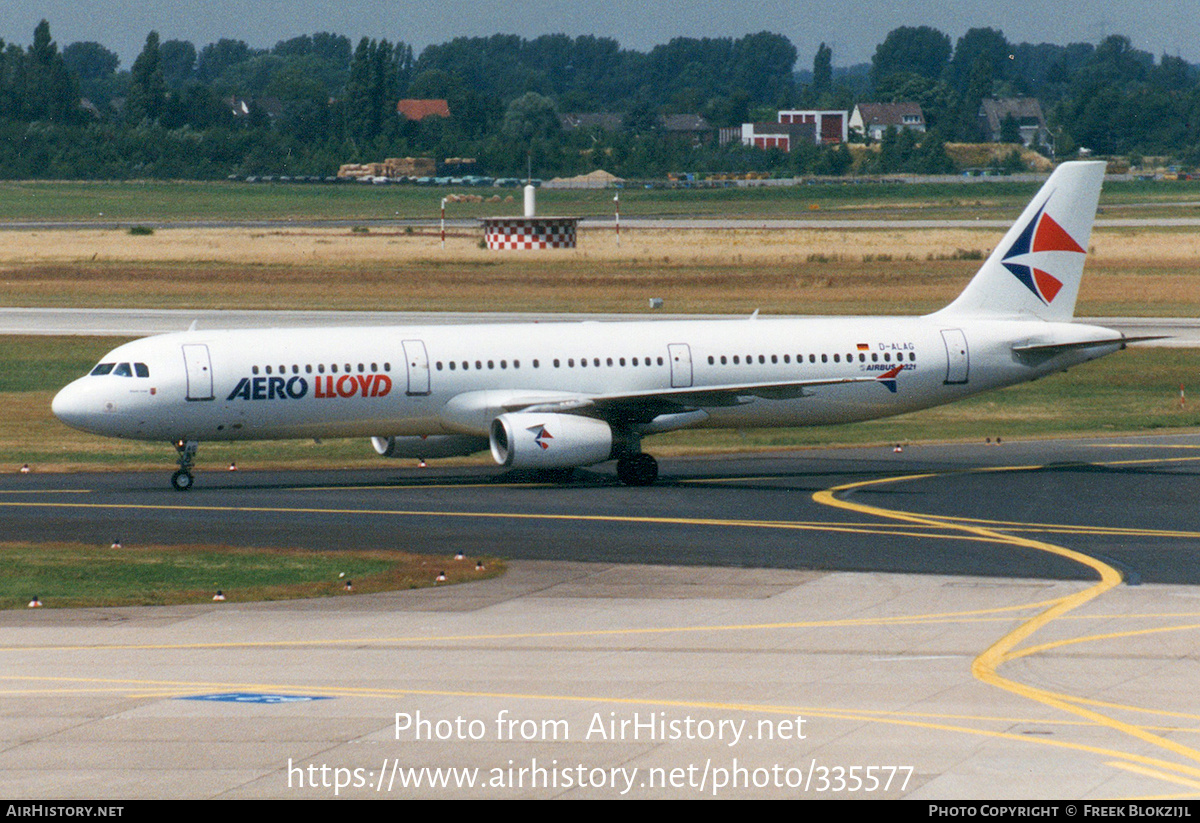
[489,412,613,469]
[371,435,489,459]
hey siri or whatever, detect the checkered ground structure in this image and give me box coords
[483,217,578,249]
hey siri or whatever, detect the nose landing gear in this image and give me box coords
[171,440,198,491]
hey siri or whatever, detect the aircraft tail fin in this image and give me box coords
[934,160,1105,321]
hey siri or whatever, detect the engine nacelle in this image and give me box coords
[489,412,613,469]
[371,435,489,459]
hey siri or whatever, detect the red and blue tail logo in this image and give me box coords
[1000,196,1087,305]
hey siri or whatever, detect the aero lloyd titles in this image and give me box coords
[226,374,392,401]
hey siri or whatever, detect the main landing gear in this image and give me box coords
[615,452,658,486]
[171,439,198,491]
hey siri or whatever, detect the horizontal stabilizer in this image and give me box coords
[1012,335,1168,355]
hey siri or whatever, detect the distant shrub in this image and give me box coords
[128,225,154,236]
[927,248,986,261]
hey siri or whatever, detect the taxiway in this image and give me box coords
[2,436,1199,798]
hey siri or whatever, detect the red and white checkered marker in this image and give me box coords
[483,217,577,250]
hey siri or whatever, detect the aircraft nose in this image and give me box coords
[52,379,99,433]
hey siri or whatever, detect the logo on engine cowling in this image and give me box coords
[528,424,553,450]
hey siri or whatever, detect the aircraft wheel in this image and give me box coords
[616,453,658,486]
[170,469,194,492]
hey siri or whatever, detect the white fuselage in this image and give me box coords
[50,161,1123,486]
[51,314,1124,446]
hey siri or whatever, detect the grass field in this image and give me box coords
[0,542,504,609]
[4,223,1200,315]
[2,177,1200,223]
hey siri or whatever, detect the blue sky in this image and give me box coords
[2,0,1194,69]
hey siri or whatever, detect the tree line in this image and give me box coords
[2,20,1199,179]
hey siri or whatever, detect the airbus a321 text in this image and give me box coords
[53,161,1145,490]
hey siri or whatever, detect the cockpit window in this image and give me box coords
[90,363,115,376]
[113,363,133,377]
[134,363,150,377]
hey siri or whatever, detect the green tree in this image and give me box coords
[811,43,833,104]
[344,38,409,143]
[27,21,79,123]
[999,112,1022,143]
[871,26,952,88]
[501,92,559,141]
[703,90,749,128]
[128,32,166,123]
[196,39,258,84]
[952,54,995,141]
[160,40,196,89]
[912,132,955,173]
[61,41,119,81]
[62,42,122,111]
[729,32,797,105]
[950,28,1010,93]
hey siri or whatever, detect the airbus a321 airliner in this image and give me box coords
[53,161,1140,490]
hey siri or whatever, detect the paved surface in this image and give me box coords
[2,436,1200,799]
[3,438,1200,583]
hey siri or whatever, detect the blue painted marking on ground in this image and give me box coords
[179,692,332,704]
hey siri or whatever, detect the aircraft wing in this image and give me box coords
[513,370,902,424]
